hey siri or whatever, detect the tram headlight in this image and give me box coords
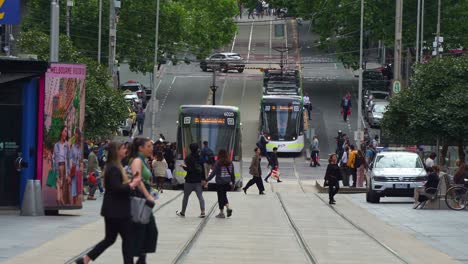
[293,137,296,140]
[267,136,271,140]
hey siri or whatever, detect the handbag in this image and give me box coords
[76,170,83,193]
[46,169,57,188]
[88,172,97,184]
[70,165,76,178]
[271,169,280,180]
[165,169,173,179]
[130,196,152,224]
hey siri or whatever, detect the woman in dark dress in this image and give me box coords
[324,153,341,204]
[76,142,141,264]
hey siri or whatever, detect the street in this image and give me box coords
[2,17,467,264]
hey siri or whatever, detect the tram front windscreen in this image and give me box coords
[181,115,236,159]
[263,103,301,141]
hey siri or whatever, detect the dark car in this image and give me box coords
[200,53,245,73]
[363,69,389,92]
[120,81,147,108]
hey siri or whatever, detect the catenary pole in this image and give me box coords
[436,0,441,57]
[420,0,424,62]
[108,0,116,83]
[415,0,421,63]
[357,0,364,149]
[98,0,102,63]
[394,0,403,83]
[153,0,160,87]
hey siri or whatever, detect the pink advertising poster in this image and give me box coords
[42,63,86,209]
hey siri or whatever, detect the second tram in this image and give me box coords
[260,96,305,153]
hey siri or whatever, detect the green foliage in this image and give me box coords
[18,29,127,141]
[381,56,468,146]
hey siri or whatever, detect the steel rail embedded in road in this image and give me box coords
[172,201,218,264]
[64,191,184,264]
[275,192,319,264]
[291,159,410,264]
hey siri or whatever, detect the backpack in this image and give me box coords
[203,148,215,165]
[354,155,363,168]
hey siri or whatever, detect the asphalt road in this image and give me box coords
[118,19,383,181]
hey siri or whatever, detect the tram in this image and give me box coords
[173,105,243,187]
[260,95,305,153]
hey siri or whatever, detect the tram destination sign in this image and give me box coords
[184,116,235,126]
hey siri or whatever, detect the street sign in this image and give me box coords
[354,131,364,141]
[393,80,401,94]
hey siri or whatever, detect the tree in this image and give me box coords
[17,30,128,141]
[381,56,468,163]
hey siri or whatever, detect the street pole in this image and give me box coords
[356,0,364,149]
[394,0,403,83]
[152,0,160,88]
[66,0,73,37]
[420,0,424,62]
[108,0,117,87]
[436,0,441,57]
[50,0,60,62]
[97,0,102,63]
[415,0,421,63]
[211,69,218,105]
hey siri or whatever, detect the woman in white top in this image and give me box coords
[70,128,83,205]
[152,152,168,192]
[53,125,70,205]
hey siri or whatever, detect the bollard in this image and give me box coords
[33,180,45,216]
[20,179,44,216]
[21,180,36,216]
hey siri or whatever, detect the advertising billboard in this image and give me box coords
[42,63,86,209]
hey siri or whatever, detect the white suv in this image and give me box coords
[366,151,427,203]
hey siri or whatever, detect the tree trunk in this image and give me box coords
[440,143,449,167]
[458,140,466,163]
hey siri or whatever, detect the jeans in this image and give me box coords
[311,151,320,166]
[137,120,144,134]
[181,183,205,213]
[216,184,230,210]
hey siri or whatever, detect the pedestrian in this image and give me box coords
[87,146,100,200]
[248,7,255,19]
[256,131,270,164]
[425,152,437,170]
[372,135,379,149]
[128,137,158,263]
[310,135,320,167]
[152,152,168,193]
[324,153,341,204]
[413,166,440,209]
[243,147,265,195]
[303,94,312,120]
[201,141,215,179]
[70,128,83,205]
[339,146,350,186]
[340,92,352,122]
[355,150,367,187]
[365,144,376,165]
[336,130,345,160]
[453,163,468,186]
[164,143,175,173]
[206,149,235,218]
[177,143,206,218]
[136,109,145,135]
[75,142,142,264]
[264,147,282,183]
[346,145,358,187]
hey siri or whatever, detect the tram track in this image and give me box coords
[289,158,410,264]
[65,191,184,264]
[171,201,218,264]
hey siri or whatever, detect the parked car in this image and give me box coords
[123,92,142,110]
[366,150,427,203]
[120,81,147,108]
[363,69,389,92]
[200,52,245,73]
[363,90,389,110]
[367,101,389,127]
[142,84,152,101]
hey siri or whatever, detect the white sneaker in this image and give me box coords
[215,213,225,218]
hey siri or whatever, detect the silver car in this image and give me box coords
[366,151,427,203]
[368,101,389,127]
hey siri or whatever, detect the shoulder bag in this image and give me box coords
[130,196,152,224]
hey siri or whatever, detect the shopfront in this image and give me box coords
[0,59,48,207]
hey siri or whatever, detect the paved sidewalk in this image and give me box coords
[347,194,468,264]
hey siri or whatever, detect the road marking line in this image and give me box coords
[247,21,254,62]
[231,32,237,53]
[285,20,289,65]
[220,76,229,105]
[269,20,272,68]
[151,79,162,138]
